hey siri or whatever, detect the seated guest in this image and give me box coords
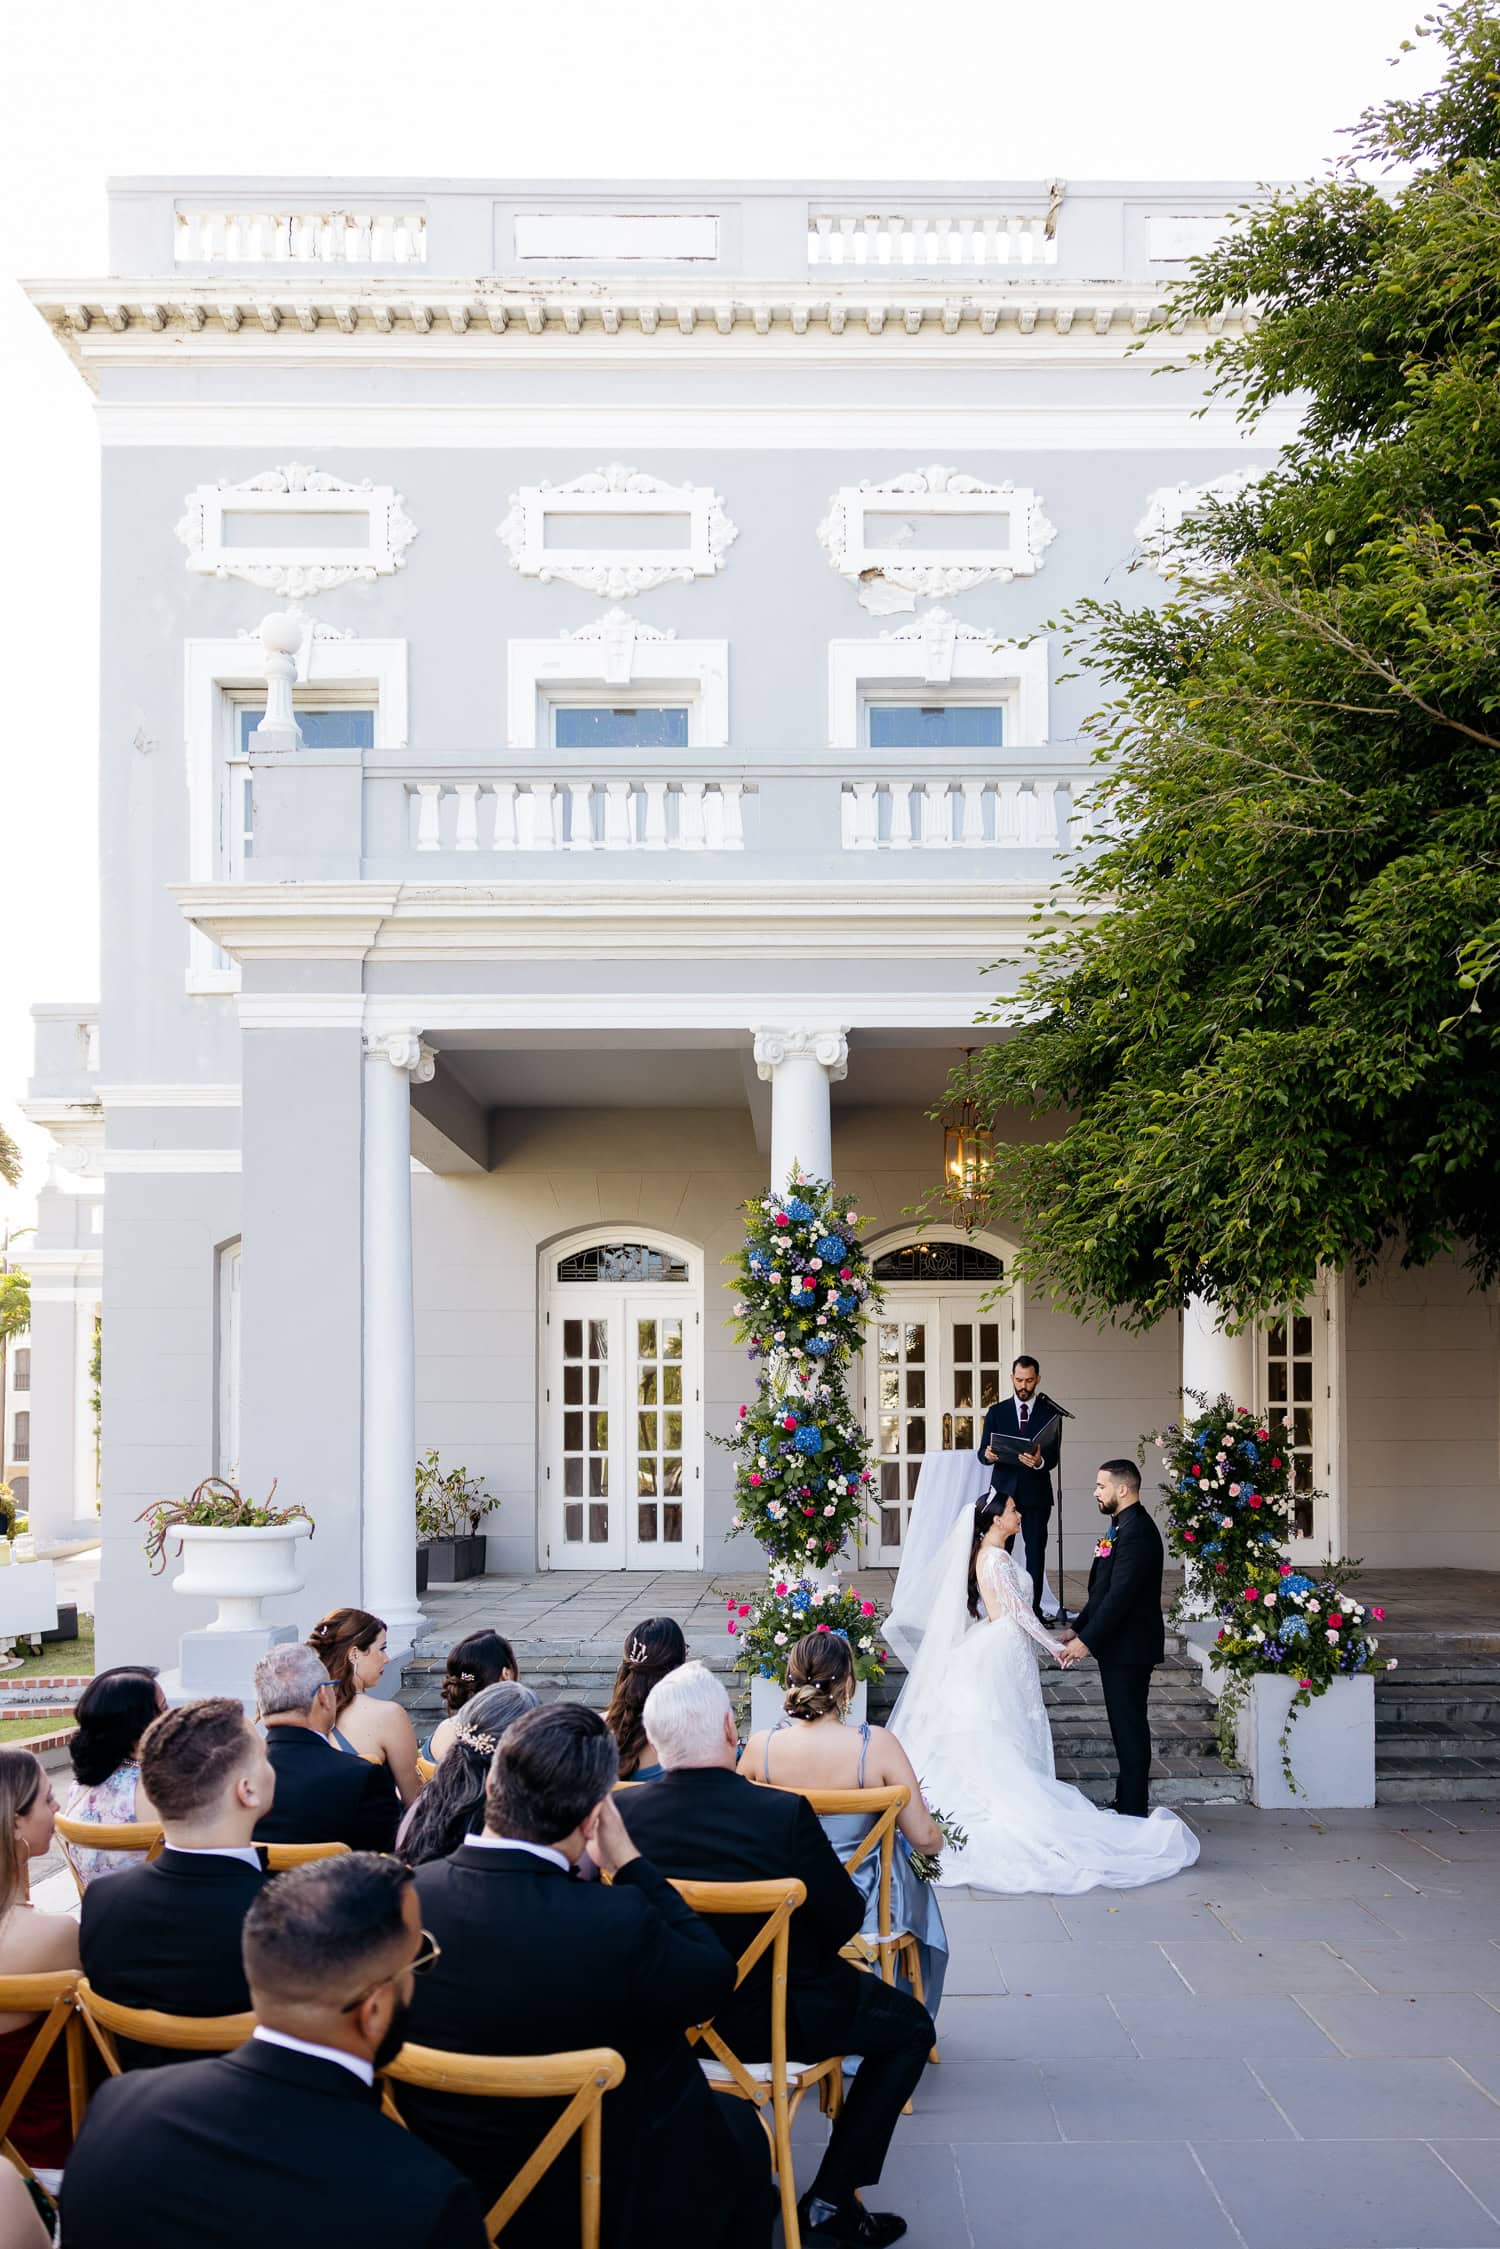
[403,1702,771,2249]
[60,1665,166,1884]
[81,1697,273,2056]
[60,1853,488,2249]
[254,1643,400,1853]
[625,1662,935,2249]
[422,1628,519,1763]
[602,1616,687,1782]
[307,1607,423,1805]
[744,1631,949,2019]
[0,2158,52,2249]
[397,1681,537,1863]
[0,1750,80,2180]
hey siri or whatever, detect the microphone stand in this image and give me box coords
[1041,1395,1076,1629]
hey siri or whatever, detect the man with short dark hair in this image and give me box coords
[403,1701,771,2249]
[61,1854,487,2249]
[978,1353,1062,1618]
[1058,1458,1167,1816]
[81,1697,273,2055]
[253,1641,400,1853]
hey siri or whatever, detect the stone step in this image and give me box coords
[1376,1721,1500,1762]
[1377,1767,1500,1803]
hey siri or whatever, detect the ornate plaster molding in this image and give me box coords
[497,464,737,599]
[753,1026,850,1081]
[876,605,1001,685]
[818,465,1055,613]
[176,461,418,596]
[365,1030,436,1082]
[1134,466,1267,579]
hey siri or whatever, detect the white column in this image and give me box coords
[1182,1293,1256,1413]
[753,1026,849,1187]
[362,1031,433,1655]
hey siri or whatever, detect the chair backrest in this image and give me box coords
[773,1783,908,1944]
[666,1878,805,2094]
[416,1756,438,1785]
[73,1977,254,2077]
[262,1840,350,1870]
[383,2043,625,2246]
[53,1817,163,1897]
[0,1971,88,2169]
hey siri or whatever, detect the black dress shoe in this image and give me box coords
[798,2192,908,2246]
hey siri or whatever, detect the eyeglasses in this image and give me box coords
[339,1930,442,2015]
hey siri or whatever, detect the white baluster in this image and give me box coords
[702,789,724,850]
[995,781,1024,846]
[851,781,879,850]
[980,216,1000,267]
[353,214,372,262]
[921,781,951,846]
[1067,783,1088,850]
[603,780,633,849]
[541,782,562,848]
[493,782,518,850]
[414,784,443,852]
[957,218,977,266]
[643,781,668,849]
[454,783,479,850]
[720,782,745,849]
[568,780,595,850]
[960,779,986,845]
[889,780,914,849]
[679,781,707,851]
[1009,214,1027,264]
[1033,784,1060,847]
[889,215,907,266]
[838,216,857,266]
[515,787,538,850]
[813,215,833,265]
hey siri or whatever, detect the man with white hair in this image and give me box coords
[623,1662,934,2249]
[253,1641,400,1853]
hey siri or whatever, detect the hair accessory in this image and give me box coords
[455,1725,497,1755]
[625,1638,649,1666]
[455,1670,475,1683]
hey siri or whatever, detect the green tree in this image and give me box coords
[965,2,1500,1331]
[0,1270,27,1351]
[0,1126,19,1192]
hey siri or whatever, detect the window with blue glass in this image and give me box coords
[552,706,689,750]
[237,707,377,752]
[867,704,1004,750]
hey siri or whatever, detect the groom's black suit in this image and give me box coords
[977,1392,1061,1614]
[1071,1502,1166,1817]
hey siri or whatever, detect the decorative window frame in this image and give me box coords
[497,464,737,599]
[828,611,1048,749]
[1134,465,1268,579]
[508,613,728,749]
[176,461,418,596]
[818,466,1055,612]
[184,621,408,992]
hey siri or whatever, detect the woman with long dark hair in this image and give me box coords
[306,1607,422,1807]
[60,1665,166,1884]
[0,1749,80,2179]
[421,1628,519,1763]
[397,1681,538,1862]
[602,1617,687,1782]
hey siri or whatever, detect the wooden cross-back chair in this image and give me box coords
[415,1756,439,1785]
[262,1841,350,1871]
[381,2043,624,2248]
[667,1875,834,2249]
[0,1971,89,2186]
[73,1978,254,2078]
[53,1818,163,1899]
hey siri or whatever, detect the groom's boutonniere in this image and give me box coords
[1094,1535,1114,1560]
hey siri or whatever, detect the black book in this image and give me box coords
[985,1411,1062,1464]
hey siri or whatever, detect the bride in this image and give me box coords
[887,1496,1198,1893]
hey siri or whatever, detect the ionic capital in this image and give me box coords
[365,1031,436,1084]
[752,1025,850,1082]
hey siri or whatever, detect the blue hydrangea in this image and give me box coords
[784,1197,816,1223]
[1281,1615,1310,1642]
[1281,1572,1315,1596]
[1243,1442,1260,1461]
[806,1336,835,1356]
[814,1234,846,1262]
[1204,1541,1221,1555]
[835,1294,857,1315]
[793,1426,824,1455]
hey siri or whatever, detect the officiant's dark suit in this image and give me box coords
[623,1765,935,2210]
[254,1725,401,1853]
[1072,1498,1166,1817]
[403,1841,770,2249]
[978,1383,1062,1615]
[58,2037,487,2249]
[80,1846,266,2064]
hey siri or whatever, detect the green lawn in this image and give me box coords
[2,1617,95,1679]
[0,1715,75,1744]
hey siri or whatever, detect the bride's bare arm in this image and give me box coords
[870,1728,944,1853]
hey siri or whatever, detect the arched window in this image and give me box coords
[555,1242,690,1285]
[872,1242,1003,1284]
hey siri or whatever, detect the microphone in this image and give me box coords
[1036,1393,1076,1420]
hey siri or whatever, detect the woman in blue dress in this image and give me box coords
[742,1629,948,2021]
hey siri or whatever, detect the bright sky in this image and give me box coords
[0,0,1445,1228]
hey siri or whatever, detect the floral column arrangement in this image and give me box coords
[717,1172,889,1686]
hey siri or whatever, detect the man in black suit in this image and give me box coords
[623,1662,934,2249]
[403,1700,770,2249]
[252,1641,400,1853]
[977,1352,1061,1618]
[81,1696,273,2059]
[60,1852,486,2249]
[1059,1458,1168,1816]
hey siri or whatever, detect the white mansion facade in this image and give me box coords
[20,179,1499,1669]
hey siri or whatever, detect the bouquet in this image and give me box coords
[909,1804,968,1885]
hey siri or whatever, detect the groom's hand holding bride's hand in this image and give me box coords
[1056,1636,1091,1668]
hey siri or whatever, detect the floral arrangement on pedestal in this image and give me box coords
[1153,1392,1393,1789]
[716,1172,887,1683]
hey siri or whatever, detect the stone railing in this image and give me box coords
[173,207,428,264]
[407,775,749,852]
[807,209,1058,268]
[840,772,1088,849]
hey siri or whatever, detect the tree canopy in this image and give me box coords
[966,2,1500,1330]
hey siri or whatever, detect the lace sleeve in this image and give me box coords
[981,1550,1063,1655]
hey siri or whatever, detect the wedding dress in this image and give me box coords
[888,1526,1199,1894]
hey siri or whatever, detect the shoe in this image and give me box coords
[798,2191,908,2245]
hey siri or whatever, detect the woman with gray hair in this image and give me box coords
[395,1681,539,1864]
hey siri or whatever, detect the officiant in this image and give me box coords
[978,1356,1061,1620]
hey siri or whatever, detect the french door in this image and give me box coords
[1259,1283,1341,1563]
[863,1293,1015,1562]
[544,1288,702,1568]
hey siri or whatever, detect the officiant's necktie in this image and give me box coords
[1018,1400,1030,1433]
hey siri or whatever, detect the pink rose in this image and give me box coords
[774,1583,788,1596]
[774,1213,790,1228]
[1371,1606,1385,1621]
[1299,1677,1312,1689]
[1328,1613,1343,1629]
[727,1620,737,1634]
[1270,1456,1283,1470]
[815,1622,829,1633]
[1244,1588,1259,1602]
[1248,1496,1262,1510]
[1184,1530,1196,1542]
[840,1267,852,1280]
[861,1601,875,1616]
[783,1414,797,1431]
[738,1404,748,1419]
[1280,1563,1293,1576]
[748,1473,761,1487]
[738,1604,751,1618]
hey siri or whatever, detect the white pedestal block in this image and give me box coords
[1234,1673,1375,1808]
[162,1622,298,1715]
[0,1561,59,1641]
[749,1673,868,1733]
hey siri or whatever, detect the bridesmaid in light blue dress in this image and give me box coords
[743,1630,949,2022]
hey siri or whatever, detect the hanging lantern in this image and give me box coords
[943,1050,993,1232]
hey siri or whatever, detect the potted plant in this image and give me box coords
[731,1571,888,1732]
[137,1477,314,1635]
[415,1451,490,1582]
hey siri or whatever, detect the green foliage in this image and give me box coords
[958,2,1500,1326]
[137,1476,315,1574]
[0,1271,29,1349]
[0,1127,19,1192]
[725,1575,888,1687]
[414,1449,489,1540]
[1152,1394,1299,1609]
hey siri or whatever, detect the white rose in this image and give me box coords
[773,1631,788,1646]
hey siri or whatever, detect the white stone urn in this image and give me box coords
[1233,1674,1375,1809]
[170,1523,312,1634]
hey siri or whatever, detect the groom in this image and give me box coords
[1057,1461,1165,1818]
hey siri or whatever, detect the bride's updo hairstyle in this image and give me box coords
[783,1630,854,1721]
[968,1503,1008,1620]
